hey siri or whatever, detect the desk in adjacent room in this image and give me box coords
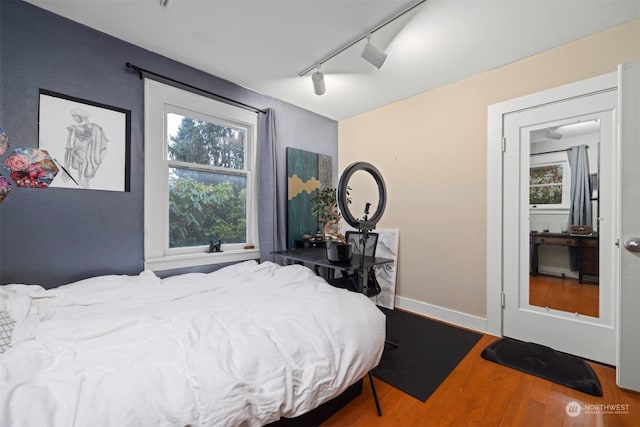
[530,232,599,284]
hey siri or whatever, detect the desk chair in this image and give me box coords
[337,231,381,296]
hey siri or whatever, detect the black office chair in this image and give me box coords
[340,231,382,297]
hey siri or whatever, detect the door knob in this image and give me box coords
[623,238,640,253]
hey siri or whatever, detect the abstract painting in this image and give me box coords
[286,147,332,248]
[0,175,11,204]
[3,148,59,189]
[0,128,9,157]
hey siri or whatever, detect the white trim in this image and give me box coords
[486,72,617,338]
[145,249,260,271]
[395,296,488,335]
[617,60,640,391]
[144,79,259,271]
[534,265,578,279]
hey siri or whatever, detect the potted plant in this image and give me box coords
[310,187,352,262]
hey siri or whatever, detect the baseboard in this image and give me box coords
[536,265,578,279]
[394,296,488,334]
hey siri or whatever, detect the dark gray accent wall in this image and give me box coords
[0,0,337,288]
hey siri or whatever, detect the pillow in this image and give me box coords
[0,310,16,353]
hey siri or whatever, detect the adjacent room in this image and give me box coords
[1,0,639,425]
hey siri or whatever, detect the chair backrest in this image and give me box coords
[345,231,378,257]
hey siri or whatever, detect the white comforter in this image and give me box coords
[0,261,385,427]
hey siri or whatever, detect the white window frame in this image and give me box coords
[529,153,571,211]
[144,79,259,271]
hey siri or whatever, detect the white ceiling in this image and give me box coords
[24,0,640,121]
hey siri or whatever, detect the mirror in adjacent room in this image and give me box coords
[528,119,600,318]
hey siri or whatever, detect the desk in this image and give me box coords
[272,248,394,295]
[294,239,328,249]
[530,232,599,284]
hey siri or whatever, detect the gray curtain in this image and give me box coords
[567,144,592,270]
[257,109,285,261]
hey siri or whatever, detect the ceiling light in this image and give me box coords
[361,34,387,69]
[159,0,170,8]
[298,0,427,95]
[312,68,326,96]
[545,127,563,140]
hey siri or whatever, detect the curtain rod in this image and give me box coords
[125,62,267,115]
[531,145,590,156]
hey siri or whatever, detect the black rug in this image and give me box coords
[372,307,482,402]
[481,338,602,396]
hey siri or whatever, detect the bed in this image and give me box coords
[0,260,386,426]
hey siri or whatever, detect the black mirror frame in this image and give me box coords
[337,162,387,232]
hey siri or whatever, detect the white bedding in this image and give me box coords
[0,261,385,427]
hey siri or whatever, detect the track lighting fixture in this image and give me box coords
[361,34,387,69]
[545,127,563,140]
[312,67,326,96]
[298,0,426,95]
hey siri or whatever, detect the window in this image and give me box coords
[529,159,570,210]
[144,80,259,270]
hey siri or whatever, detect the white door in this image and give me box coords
[617,60,640,391]
[502,89,618,365]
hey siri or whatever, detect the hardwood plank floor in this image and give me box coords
[529,275,599,318]
[322,334,640,426]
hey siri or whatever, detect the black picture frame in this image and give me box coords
[38,89,131,192]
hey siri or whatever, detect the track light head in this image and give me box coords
[545,127,563,140]
[312,69,326,96]
[361,35,387,69]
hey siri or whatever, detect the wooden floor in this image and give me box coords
[322,334,640,426]
[529,275,599,318]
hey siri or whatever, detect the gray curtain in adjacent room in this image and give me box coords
[257,109,285,261]
[567,144,592,270]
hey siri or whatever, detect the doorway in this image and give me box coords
[502,92,617,365]
[486,72,619,366]
[528,119,602,317]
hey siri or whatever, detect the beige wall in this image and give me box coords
[338,19,640,319]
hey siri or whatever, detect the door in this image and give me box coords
[618,60,640,391]
[502,89,618,365]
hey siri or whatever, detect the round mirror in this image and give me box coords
[337,162,386,231]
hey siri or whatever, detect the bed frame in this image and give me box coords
[267,378,363,426]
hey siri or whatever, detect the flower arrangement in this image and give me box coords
[4,148,59,188]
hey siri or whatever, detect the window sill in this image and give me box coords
[145,248,260,271]
[529,207,570,214]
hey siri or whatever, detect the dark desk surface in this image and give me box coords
[272,247,393,271]
[530,231,598,239]
[529,231,599,283]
